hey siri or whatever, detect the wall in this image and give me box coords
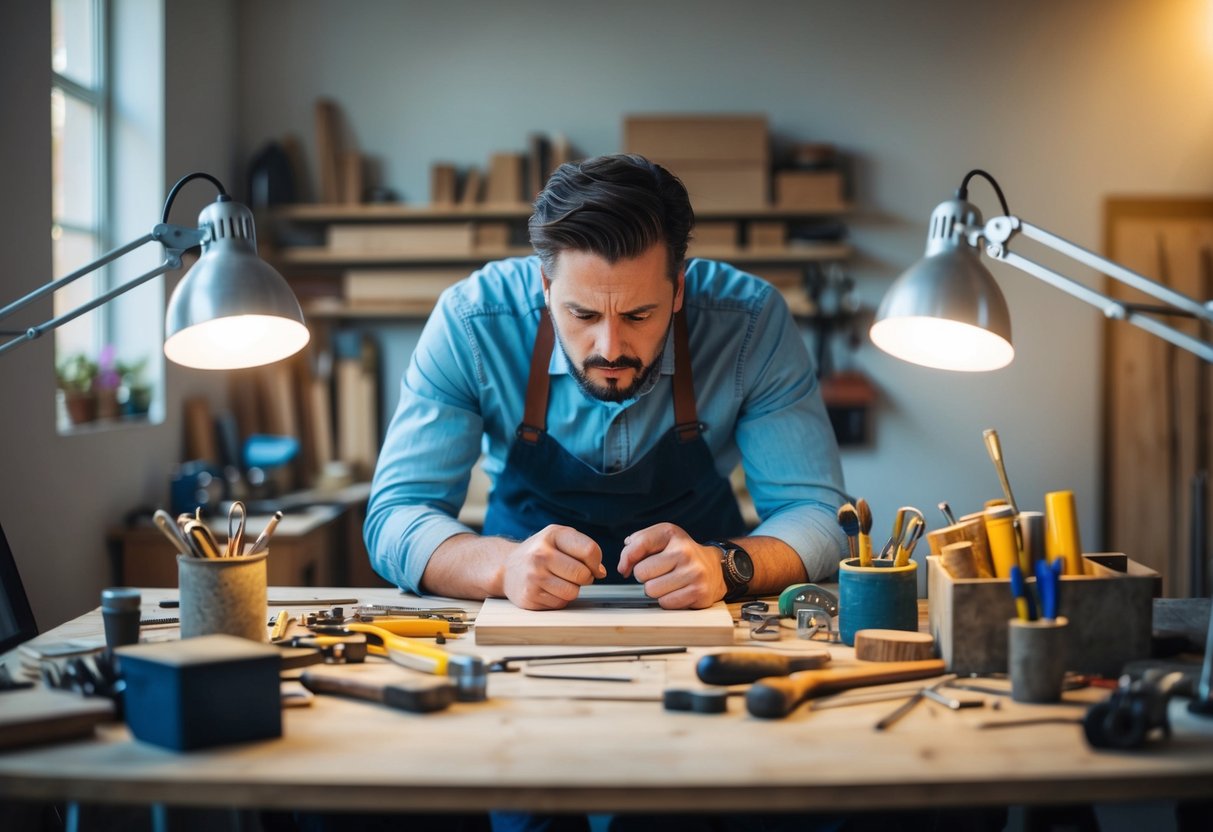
[236,0,1213,575]
[3,1,1212,628]
[0,0,237,629]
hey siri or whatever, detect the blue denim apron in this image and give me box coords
[482,309,746,582]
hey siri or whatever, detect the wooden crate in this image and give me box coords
[927,553,1160,676]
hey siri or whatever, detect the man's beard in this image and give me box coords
[556,321,670,404]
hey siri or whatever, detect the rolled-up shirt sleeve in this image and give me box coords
[734,288,849,581]
[364,288,484,593]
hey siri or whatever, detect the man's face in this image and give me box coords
[542,244,684,403]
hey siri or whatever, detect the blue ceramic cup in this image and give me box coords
[838,558,919,646]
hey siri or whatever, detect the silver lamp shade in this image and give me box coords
[164,197,309,370]
[869,198,1015,371]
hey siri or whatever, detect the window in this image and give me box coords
[51,0,160,431]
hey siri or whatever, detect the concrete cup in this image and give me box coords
[177,551,268,642]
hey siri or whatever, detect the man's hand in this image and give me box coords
[501,525,608,610]
[617,523,726,609]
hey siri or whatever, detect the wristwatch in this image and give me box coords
[705,540,754,601]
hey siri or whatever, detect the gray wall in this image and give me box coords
[3,0,1212,628]
[0,0,237,629]
[236,0,1213,565]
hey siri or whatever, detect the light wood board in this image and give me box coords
[473,585,735,646]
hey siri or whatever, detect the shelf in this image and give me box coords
[274,246,537,266]
[276,243,849,268]
[271,202,852,222]
[273,203,534,221]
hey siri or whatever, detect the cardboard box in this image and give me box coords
[343,268,469,306]
[748,221,787,250]
[775,170,845,209]
[118,635,281,751]
[668,163,767,210]
[624,115,769,165]
[927,553,1160,677]
[689,221,739,250]
[328,223,473,256]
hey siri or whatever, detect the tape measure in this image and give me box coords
[777,583,839,618]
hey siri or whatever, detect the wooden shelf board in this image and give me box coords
[278,243,849,268]
[273,203,533,221]
[275,247,535,266]
[272,203,851,222]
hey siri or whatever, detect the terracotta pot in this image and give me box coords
[64,391,97,425]
[96,389,120,421]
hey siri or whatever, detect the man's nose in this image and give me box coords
[595,319,624,361]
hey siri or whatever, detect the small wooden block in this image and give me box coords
[0,688,114,750]
[853,629,935,662]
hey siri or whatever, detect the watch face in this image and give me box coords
[731,548,755,583]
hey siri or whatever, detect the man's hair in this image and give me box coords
[529,154,694,282]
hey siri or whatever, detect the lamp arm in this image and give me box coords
[977,215,1213,363]
[0,223,207,358]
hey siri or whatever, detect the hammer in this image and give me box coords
[746,659,946,719]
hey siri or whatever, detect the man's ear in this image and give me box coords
[673,269,685,314]
[541,269,552,306]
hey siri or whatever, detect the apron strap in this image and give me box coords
[518,310,555,444]
[519,307,700,444]
[672,309,701,442]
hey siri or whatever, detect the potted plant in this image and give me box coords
[55,352,98,425]
[118,355,153,417]
[94,345,122,420]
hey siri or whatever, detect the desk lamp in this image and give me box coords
[870,169,1213,720]
[0,171,308,370]
[869,169,1213,370]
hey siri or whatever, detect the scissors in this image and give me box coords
[226,500,247,558]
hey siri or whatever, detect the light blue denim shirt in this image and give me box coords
[366,256,849,593]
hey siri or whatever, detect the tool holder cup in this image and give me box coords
[177,551,268,642]
[1008,616,1069,703]
[838,558,919,646]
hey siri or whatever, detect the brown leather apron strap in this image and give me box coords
[518,311,555,444]
[520,307,699,444]
[672,309,701,442]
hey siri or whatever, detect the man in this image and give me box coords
[366,153,848,609]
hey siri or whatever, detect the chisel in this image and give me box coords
[746,659,946,719]
[300,669,455,713]
[696,649,831,686]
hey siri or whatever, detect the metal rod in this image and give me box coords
[0,232,155,323]
[0,259,176,357]
[1019,220,1213,322]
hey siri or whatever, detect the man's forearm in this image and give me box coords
[419,533,513,599]
[736,535,810,596]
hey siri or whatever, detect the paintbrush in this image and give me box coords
[836,502,860,563]
[855,498,874,567]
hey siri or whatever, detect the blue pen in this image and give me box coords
[1009,565,1033,622]
[1034,558,1061,621]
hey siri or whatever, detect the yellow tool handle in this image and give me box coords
[270,609,291,642]
[347,622,449,676]
[1044,490,1084,576]
[984,510,1019,578]
[747,659,946,719]
[367,618,453,638]
[858,534,873,567]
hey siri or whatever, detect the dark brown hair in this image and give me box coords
[529,154,694,282]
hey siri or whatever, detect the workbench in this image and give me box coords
[2,586,1212,818]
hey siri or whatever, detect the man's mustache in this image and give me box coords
[583,355,642,371]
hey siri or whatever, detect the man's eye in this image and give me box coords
[624,314,650,323]
[571,311,596,321]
